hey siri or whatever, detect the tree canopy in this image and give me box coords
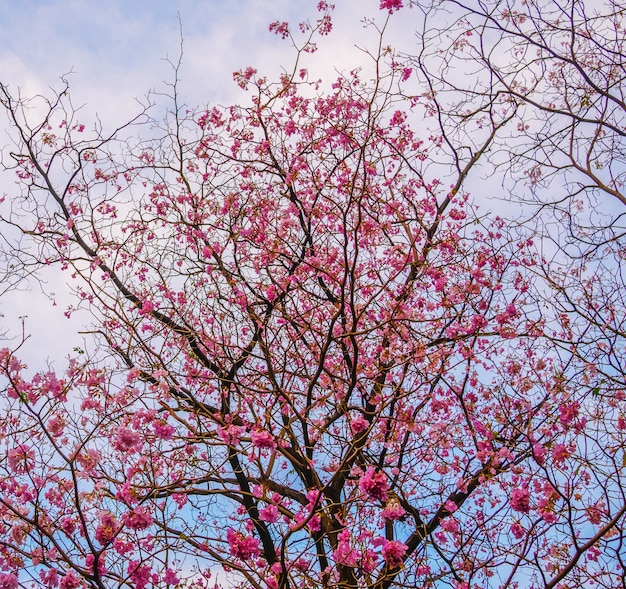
[0,1,625,588]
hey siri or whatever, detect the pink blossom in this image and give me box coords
[60,517,76,536]
[0,574,18,589]
[350,415,369,434]
[444,500,458,514]
[41,371,66,400]
[164,569,180,585]
[217,424,242,445]
[380,0,403,13]
[128,561,151,589]
[226,528,260,560]
[126,367,141,382]
[172,493,188,509]
[48,414,66,437]
[440,517,459,533]
[113,538,133,555]
[332,529,359,567]
[381,539,407,568]
[558,402,579,426]
[153,420,175,440]
[551,443,570,464]
[113,426,142,453]
[7,444,34,473]
[359,466,388,501]
[269,21,289,39]
[59,572,81,589]
[40,568,59,588]
[510,488,530,513]
[139,299,156,315]
[587,546,601,562]
[586,502,605,525]
[361,548,379,573]
[259,504,279,523]
[85,553,108,576]
[250,429,276,449]
[123,507,153,530]
[417,565,431,575]
[307,514,322,532]
[510,522,525,539]
[95,511,119,545]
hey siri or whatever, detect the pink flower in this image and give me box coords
[164,569,180,585]
[551,443,570,464]
[359,466,388,501]
[128,561,151,589]
[113,426,142,453]
[60,517,76,536]
[59,572,81,589]
[153,420,175,440]
[40,569,59,588]
[85,553,108,576]
[0,574,18,589]
[172,493,188,509]
[381,539,407,568]
[41,371,66,400]
[559,402,579,426]
[510,487,530,513]
[123,507,153,530]
[76,447,100,471]
[269,21,289,39]
[7,444,34,473]
[510,522,525,539]
[139,299,156,315]
[226,528,260,560]
[48,414,66,437]
[332,530,359,567]
[380,0,403,13]
[361,548,379,573]
[440,517,459,533]
[350,415,369,434]
[259,504,279,523]
[95,511,119,545]
[113,538,133,555]
[250,429,276,449]
[307,514,322,532]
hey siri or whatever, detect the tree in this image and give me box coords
[0,2,625,588]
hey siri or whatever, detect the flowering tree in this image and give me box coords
[0,2,625,589]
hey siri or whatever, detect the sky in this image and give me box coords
[0,0,417,366]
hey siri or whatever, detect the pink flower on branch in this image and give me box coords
[123,507,153,531]
[332,529,360,567]
[373,537,408,568]
[381,540,408,568]
[0,574,18,589]
[380,0,403,13]
[359,466,388,501]
[259,504,279,523]
[510,488,531,513]
[226,528,260,560]
[250,429,276,450]
[7,445,34,473]
[95,511,119,545]
[113,426,142,453]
